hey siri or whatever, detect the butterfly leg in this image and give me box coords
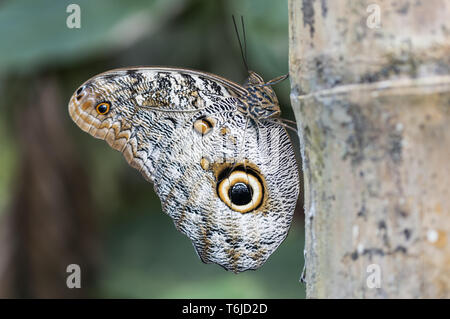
[254,74,289,88]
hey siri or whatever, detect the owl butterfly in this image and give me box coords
[69,65,300,273]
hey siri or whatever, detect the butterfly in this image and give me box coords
[68,17,300,272]
[68,65,300,273]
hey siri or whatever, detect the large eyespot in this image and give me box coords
[96,102,110,115]
[217,169,264,213]
[193,117,214,135]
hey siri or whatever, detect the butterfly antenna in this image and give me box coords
[232,15,249,72]
[241,16,248,68]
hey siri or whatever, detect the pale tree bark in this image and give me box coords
[289,0,450,298]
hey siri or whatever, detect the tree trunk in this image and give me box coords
[289,0,450,298]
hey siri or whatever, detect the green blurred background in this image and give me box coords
[0,0,305,298]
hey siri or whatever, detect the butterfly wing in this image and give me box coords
[68,67,299,272]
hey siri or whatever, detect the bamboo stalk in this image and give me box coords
[289,0,450,298]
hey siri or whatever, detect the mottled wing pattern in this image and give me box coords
[68,67,299,272]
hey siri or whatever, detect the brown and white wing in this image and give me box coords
[68,67,299,273]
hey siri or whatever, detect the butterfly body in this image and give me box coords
[69,67,299,273]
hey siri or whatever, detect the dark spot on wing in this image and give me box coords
[102,73,118,84]
[158,77,172,90]
[182,73,195,84]
[126,70,144,84]
[199,76,222,95]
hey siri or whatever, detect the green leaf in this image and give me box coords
[0,0,184,73]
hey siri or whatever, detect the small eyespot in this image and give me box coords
[193,117,214,135]
[200,157,210,170]
[75,86,86,101]
[76,86,85,95]
[217,169,264,213]
[96,102,110,115]
[220,127,229,135]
